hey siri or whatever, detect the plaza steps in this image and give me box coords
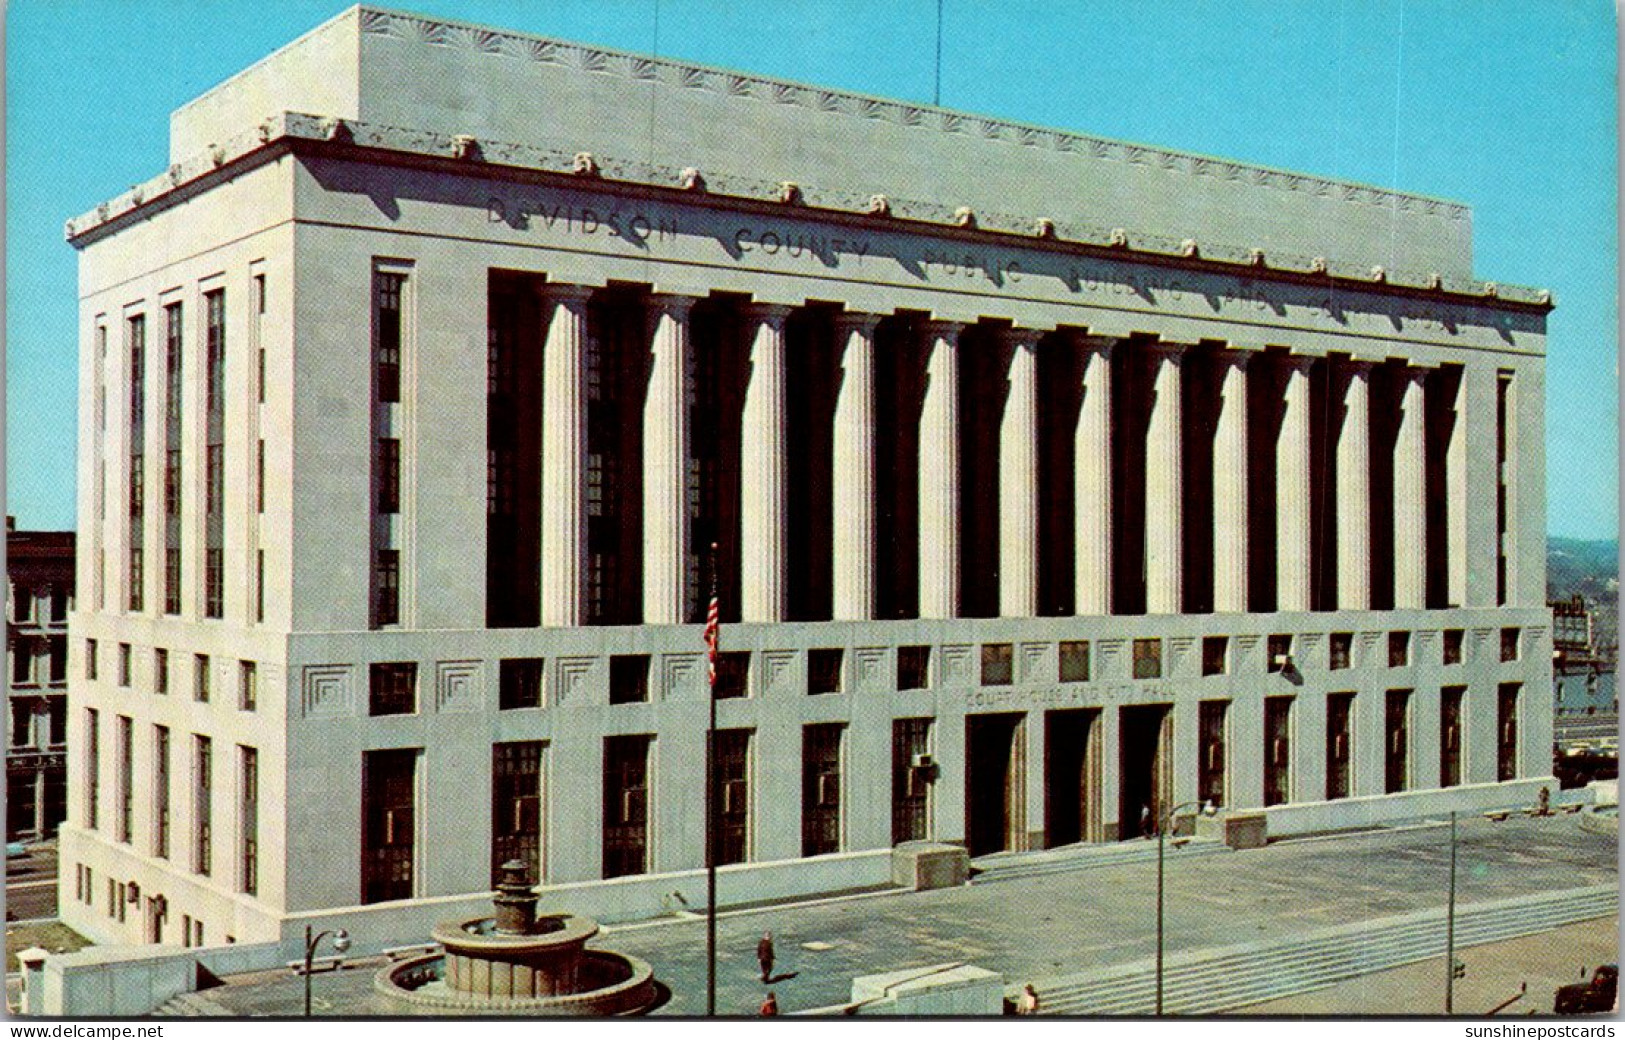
[151,990,234,1017]
[970,837,1230,883]
[1025,883,1617,1016]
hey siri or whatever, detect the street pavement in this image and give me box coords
[186,812,1616,1018]
[4,842,59,922]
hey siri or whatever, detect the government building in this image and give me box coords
[62,6,1553,951]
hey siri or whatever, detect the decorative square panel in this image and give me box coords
[435,660,483,713]
[853,648,887,692]
[940,645,974,685]
[661,653,700,701]
[554,657,595,705]
[763,650,797,692]
[1095,639,1125,679]
[301,665,353,719]
[1018,643,1048,684]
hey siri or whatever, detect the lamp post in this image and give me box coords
[303,925,351,1017]
[1155,800,1204,1016]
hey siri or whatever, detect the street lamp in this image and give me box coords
[1155,800,1206,1016]
[303,925,352,1017]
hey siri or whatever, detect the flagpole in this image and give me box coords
[705,543,720,1017]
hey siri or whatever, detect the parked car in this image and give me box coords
[1555,965,1617,1014]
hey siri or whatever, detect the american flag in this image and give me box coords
[704,586,720,687]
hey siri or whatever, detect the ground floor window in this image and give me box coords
[1198,700,1228,808]
[1385,690,1412,793]
[492,741,544,885]
[1263,697,1292,807]
[1497,682,1520,781]
[362,748,418,903]
[1326,693,1354,800]
[891,718,933,844]
[802,723,844,856]
[603,735,651,878]
[1440,686,1465,788]
[713,729,751,866]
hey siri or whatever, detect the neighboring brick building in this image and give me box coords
[7,518,73,841]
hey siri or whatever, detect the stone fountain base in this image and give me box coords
[375,946,656,1016]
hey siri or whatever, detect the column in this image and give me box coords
[918,320,962,620]
[1212,350,1249,613]
[32,768,47,840]
[1445,368,1467,607]
[1336,361,1372,610]
[1074,336,1113,615]
[999,329,1041,618]
[1276,354,1314,612]
[1144,344,1183,615]
[739,303,791,623]
[539,284,592,626]
[830,312,879,621]
[642,294,698,625]
[1393,367,1427,609]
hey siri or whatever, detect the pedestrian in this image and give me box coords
[1017,984,1040,1015]
[757,930,776,982]
[760,991,779,1016]
[1140,803,1153,839]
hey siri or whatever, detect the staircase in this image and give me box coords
[1024,884,1617,1015]
[971,838,1230,884]
[151,990,234,1017]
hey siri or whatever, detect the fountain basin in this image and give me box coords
[376,949,656,1016]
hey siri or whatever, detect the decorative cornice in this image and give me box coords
[62,107,1554,310]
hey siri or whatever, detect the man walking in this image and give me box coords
[757,931,776,983]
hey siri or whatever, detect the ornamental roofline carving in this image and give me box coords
[62,109,1555,310]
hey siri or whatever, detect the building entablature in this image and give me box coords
[66,108,1554,329]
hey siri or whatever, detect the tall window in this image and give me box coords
[1385,690,1411,793]
[1495,370,1512,605]
[492,741,543,885]
[602,735,651,879]
[116,716,133,843]
[239,746,258,896]
[1497,683,1520,781]
[204,289,226,619]
[374,549,400,626]
[1198,700,1228,807]
[362,748,418,903]
[1263,697,1292,806]
[163,303,183,614]
[891,718,932,844]
[375,273,404,404]
[1440,686,1465,789]
[239,661,257,712]
[154,648,169,694]
[194,653,211,703]
[193,735,213,876]
[127,314,147,612]
[377,438,401,513]
[153,725,171,859]
[713,729,752,866]
[84,708,100,830]
[802,723,844,856]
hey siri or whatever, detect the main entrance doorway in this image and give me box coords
[965,712,1027,856]
[1118,704,1172,840]
[1044,708,1103,846]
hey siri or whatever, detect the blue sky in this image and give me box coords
[7,0,1618,539]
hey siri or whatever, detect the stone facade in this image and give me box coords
[7,520,73,842]
[61,7,1552,951]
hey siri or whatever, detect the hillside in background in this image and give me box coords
[1549,537,1618,650]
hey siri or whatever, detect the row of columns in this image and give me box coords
[530,284,1445,626]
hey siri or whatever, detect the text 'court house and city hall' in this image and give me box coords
[61,6,1553,950]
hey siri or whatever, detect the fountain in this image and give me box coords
[375,861,658,1015]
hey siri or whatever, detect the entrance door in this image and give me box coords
[965,713,1027,856]
[1044,709,1102,846]
[1119,704,1172,840]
